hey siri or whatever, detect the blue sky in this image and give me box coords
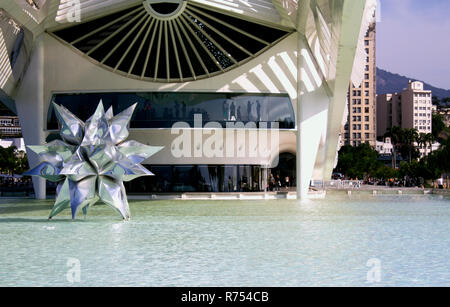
[377,0,450,89]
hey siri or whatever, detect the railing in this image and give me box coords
[0,184,34,197]
[311,180,368,190]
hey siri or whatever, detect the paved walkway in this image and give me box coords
[1,187,448,201]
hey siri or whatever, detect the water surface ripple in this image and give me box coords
[0,195,449,286]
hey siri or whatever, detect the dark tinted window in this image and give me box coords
[124,164,264,193]
[48,92,295,129]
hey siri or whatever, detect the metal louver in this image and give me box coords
[50,1,292,83]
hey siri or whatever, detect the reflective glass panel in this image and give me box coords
[48,92,295,129]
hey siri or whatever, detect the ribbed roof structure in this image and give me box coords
[51,1,292,82]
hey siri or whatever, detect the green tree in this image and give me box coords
[432,96,441,106]
[427,137,450,176]
[402,128,419,162]
[0,146,28,175]
[417,133,427,154]
[384,127,422,163]
[384,126,404,168]
[373,164,398,180]
[335,143,382,179]
[418,133,435,157]
[442,97,450,107]
[0,146,17,175]
[432,113,446,142]
[425,133,435,156]
[14,151,29,174]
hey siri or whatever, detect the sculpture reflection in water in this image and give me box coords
[24,101,163,220]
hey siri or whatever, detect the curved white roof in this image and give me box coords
[50,1,293,82]
[53,0,295,30]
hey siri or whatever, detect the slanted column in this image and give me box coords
[321,0,367,178]
[15,35,46,199]
[296,98,305,200]
[296,34,331,200]
[296,92,330,200]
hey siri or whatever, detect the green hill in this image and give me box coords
[377,68,450,100]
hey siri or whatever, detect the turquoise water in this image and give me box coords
[0,195,449,287]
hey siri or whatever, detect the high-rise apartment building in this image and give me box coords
[401,81,433,134]
[377,81,432,136]
[377,93,400,135]
[377,81,433,156]
[341,22,377,147]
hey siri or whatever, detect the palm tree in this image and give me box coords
[417,133,427,156]
[425,133,435,156]
[418,133,435,157]
[403,128,419,162]
[385,126,404,168]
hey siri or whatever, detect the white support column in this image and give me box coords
[296,36,331,199]
[296,0,310,200]
[295,0,332,200]
[295,0,367,198]
[322,0,367,179]
[296,46,305,200]
[15,35,46,199]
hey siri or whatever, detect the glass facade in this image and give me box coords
[47,92,295,130]
[123,157,296,194]
[44,156,296,195]
[123,164,265,193]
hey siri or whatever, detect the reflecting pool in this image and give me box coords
[0,195,449,286]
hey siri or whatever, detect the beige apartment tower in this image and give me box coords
[377,81,432,136]
[377,81,433,157]
[342,22,377,147]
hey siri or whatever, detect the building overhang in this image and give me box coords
[47,1,295,83]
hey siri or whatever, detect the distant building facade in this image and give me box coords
[377,81,432,136]
[375,137,393,155]
[342,22,377,147]
[402,81,433,134]
[377,81,434,157]
[0,115,24,151]
[0,116,22,138]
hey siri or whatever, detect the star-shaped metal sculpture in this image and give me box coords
[24,101,163,220]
